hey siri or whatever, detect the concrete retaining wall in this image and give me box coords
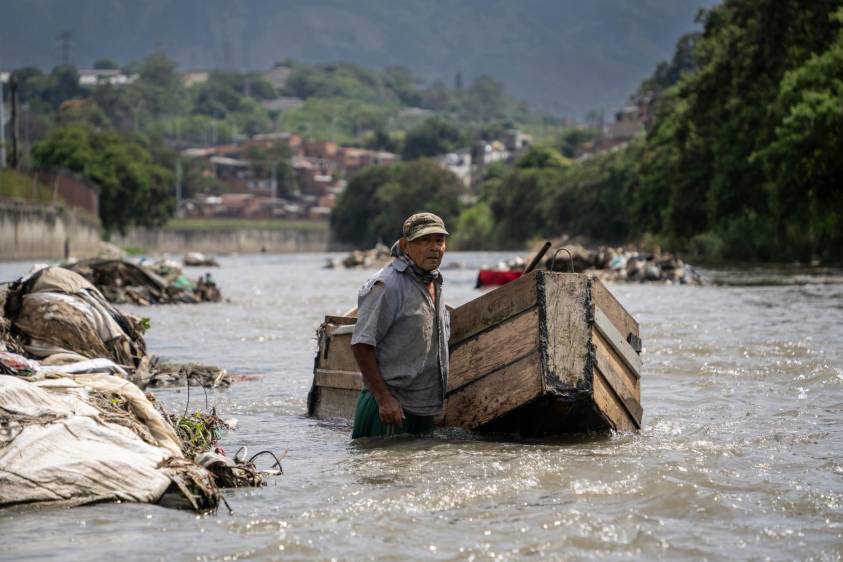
[114,226,332,254]
[0,202,104,259]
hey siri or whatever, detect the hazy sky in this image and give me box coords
[1,0,718,115]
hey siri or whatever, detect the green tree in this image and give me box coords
[402,118,466,160]
[755,6,843,261]
[32,124,175,234]
[331,160,463,246]
[93,58,120,70]
[484,146,571,245]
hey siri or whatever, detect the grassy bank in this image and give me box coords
[0,169,55,203]
[164,218,329,232]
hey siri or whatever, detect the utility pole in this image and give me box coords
[9,74,18,169]
[175,158,182,212]
[57,31,73,66]
[0,76,6,169]
[271,161,277,200]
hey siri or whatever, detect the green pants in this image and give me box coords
[351,391,435,439]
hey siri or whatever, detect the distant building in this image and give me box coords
[261,97,304,113]
[262,64,293,91]
[503,130,532,152]
[179,132,397,220]
[438,151,472,187]
[180,71,210,88]
[78,69,138,87]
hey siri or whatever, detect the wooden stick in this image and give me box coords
[524,241,552,273]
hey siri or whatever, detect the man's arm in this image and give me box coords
[351,343,404,425]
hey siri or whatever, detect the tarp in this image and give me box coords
[6,267,146,368]
[0,372,217,510]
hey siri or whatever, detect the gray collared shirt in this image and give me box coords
[351,258,450,416]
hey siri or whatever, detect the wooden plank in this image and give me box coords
[310,386,359,420]
[314,369,363,391]
[592,370,637,432]
[591,278,639,340]
[325,315,357,325]
[449,271,539,345]
[321,332,359,373]
[333,325,355,336]
[541,273,592,389]
[593,308,642,378]
[592,329,641,422]
[444,352,544,429]
[448,308,540,393]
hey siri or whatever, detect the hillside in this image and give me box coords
[1,0,717,116]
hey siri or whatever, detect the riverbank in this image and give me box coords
[0,201,105,260]
[113,218,335,254]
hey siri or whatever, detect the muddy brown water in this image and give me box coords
[1,253,841,561]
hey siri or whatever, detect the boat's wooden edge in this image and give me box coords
[449,271,539,345]
[593,333,642,427]
[444,351,544,429]
[593,309,642,378]
[325,315,357,326]
[309,386,360,420]
[590,277,640,346]
[592,369,638,431]
[448,306,540,393]
[314,369,363,391]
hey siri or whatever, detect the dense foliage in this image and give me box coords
[632,0,843,262]
[331,160,463,246]
[31,124,175,235]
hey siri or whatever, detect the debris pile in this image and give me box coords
[0,367,221,511]
[326,242,392,269]
[0,267,280,513]
[183,252,220,267]
[543,245,703,285]
[64,258,222,306]
[2,266,232,390]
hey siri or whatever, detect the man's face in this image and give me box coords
[403,233,447,272]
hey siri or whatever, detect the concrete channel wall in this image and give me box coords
[114,226,332,254]
[0,202,103,259]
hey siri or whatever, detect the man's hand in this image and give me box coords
[351,342,404,426]
[374,391,404,426]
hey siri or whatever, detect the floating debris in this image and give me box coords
[145,362,232,389]
[332,242,392,269]
[543,245,703,285]
[64,258,222,306]
[183,252,220,267]
[478,244,704,287]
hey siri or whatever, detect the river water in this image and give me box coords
[1,253,842,561]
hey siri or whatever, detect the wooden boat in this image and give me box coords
[308,271,642,434]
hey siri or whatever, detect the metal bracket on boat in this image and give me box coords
[549,247,575,273]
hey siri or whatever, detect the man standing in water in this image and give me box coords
[350,212,450,438]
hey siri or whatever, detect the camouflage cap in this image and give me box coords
[402,212,449,242]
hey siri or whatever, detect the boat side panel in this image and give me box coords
[444,351,544,429]
[540,273,593,390]
[591,278,640,342]
[448,306,540,393]
[320,329,360,373]
[314,369,364,391]
[449,271,539,345]
[592,329,642,426]
[592,369,637,432]
[310,386,359,420]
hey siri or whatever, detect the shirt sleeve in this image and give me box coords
[351,281,394,347]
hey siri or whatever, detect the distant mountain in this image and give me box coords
[1,0,718,116]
